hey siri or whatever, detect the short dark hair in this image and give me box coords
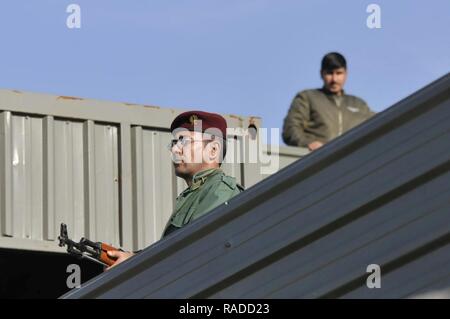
[321,52,347,71]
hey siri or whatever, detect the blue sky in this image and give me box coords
[0,1,449,144]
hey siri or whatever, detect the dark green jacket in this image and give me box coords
[282,88,375,147]
[162,168,244,237]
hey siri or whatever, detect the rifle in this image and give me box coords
[58,223,119,267]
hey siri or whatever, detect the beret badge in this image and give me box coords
[189,114,199,125]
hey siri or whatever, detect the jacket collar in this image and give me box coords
[320,87,345,96]
[190,168,222,190]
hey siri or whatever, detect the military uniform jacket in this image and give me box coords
[282,88,375,147]
[162,168,244,237]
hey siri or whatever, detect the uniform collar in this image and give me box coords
[190,168,222,190]
[321,87,345,96]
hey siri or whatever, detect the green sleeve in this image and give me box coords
[282,91,313,147]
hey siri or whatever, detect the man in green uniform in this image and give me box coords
[107,110,244,269]
[163,110,244,237]
[282,52,375,151]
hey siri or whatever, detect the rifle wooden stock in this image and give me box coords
[100,243,119,266]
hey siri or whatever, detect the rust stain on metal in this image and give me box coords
[124,102,160,110]
[124,103,140,107]
[143,104,160,110]
[229,114,244,121]
[57,95,83,101]
[229,114,245,126]
[248,116,261,126]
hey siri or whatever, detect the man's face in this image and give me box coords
[321,67,347,94]
[170,130,215,179]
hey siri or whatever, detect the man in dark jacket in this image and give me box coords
[282,52,375,151]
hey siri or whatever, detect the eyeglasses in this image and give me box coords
[167,136,211,150]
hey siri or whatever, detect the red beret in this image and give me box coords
[170,110,227,140]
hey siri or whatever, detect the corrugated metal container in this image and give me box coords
[61,73,450,299]
[0,90,304,253]
[0,114,120,245]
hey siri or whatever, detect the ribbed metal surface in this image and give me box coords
[0,113,120,246]
[130,127,176,248]
[60,73,450,299]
